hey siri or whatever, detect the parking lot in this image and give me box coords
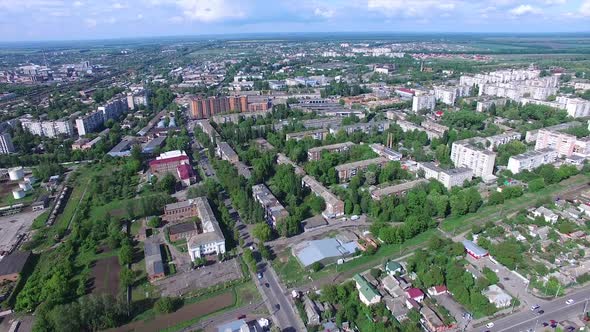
[0,209,44,252]
[155,258,243,297]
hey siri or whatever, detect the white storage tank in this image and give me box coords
[19,182,32,192]
[12,189,25,200]
[8,167,24,181]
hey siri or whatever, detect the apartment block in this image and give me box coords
[418,162,473,189]
[335,157,390,182]
[302,175,344,218]
[451,139,496,179]
[285,129,329,141]
[190,95,248,119]
[370,143,402,161]
[0,132,15,154]
[20,118,74,138]
[412,94,436,112]
[307,142,354,161]
[252,184,289,227]
[216,142,239,164]
[507,148,558,174]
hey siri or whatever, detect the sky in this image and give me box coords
[0,0,589,41]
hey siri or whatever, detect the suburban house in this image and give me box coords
[353,274,382,306]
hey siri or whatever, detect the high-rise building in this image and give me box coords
[20,118,74,138]
[190,96,249,119]
[0,132,15,154]
[451,139,496,179]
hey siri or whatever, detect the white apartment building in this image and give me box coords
[0,132,15,154]
[76,111,104,136]
[451,139,496,179]
[418,162,473,189]
[507,148,558,174]
[460,68,541,87]
[412,94,436,112]
[434,85,471,105]
[20,118,74,138]
[521,96,590,118]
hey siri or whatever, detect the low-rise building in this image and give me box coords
[418,162,473,189]
[252,184,289,226]
[370,179,429,201]
[216,142,239,164]
[482,284,512,308]
[187,197,226,260]
[285,129,329,141]
[507,148,558,174]
[370,143,402,161]
[307,142,354,161]
[462,240,488,259]
[144,240,165,282]
[335,157,389,182]
[302,175,344,218]
[353,274,382,306]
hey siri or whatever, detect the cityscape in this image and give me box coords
[0,2,590,332]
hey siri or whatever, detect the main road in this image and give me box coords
[472,287,590,332]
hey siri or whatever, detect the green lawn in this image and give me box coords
[441,174,590,233]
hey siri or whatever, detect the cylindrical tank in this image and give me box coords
[12,189,25,200]
[19,182,32,192]
[8,167,24,181]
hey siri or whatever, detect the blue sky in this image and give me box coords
[0,0,589,41]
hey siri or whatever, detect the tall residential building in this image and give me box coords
[190,95,248,119]
[0,132,15,154]
[450,139,496,179]
[412,94,436,112]
[507,148,558,174]
[20,118,74,138]
[76,111,104,136]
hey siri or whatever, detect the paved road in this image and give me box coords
[473,287,590,332]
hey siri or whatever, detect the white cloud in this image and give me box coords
[581,0,590,16]
[174,0,245,22]
[367,0,458,17]
[314,7,335,18]
[84,18,97,28]
[509,4,542,16]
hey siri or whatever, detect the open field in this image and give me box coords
[441,174,590,234]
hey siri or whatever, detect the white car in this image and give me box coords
[566,299,574,305]
[486,322,494,328]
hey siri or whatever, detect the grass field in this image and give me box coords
[441,174,590,234]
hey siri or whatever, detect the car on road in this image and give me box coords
[531,304,540,311]
[485,322,494,328]
[537,310,544,315]
[566,299,574,305]
[257,272,263,279]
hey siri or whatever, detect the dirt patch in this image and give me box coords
[90,256,121,296]
[108,291,235,332]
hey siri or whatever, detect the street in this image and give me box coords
[472,286,590,332]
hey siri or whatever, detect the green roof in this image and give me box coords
[353,274,380,301]
[385,260,402,272]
